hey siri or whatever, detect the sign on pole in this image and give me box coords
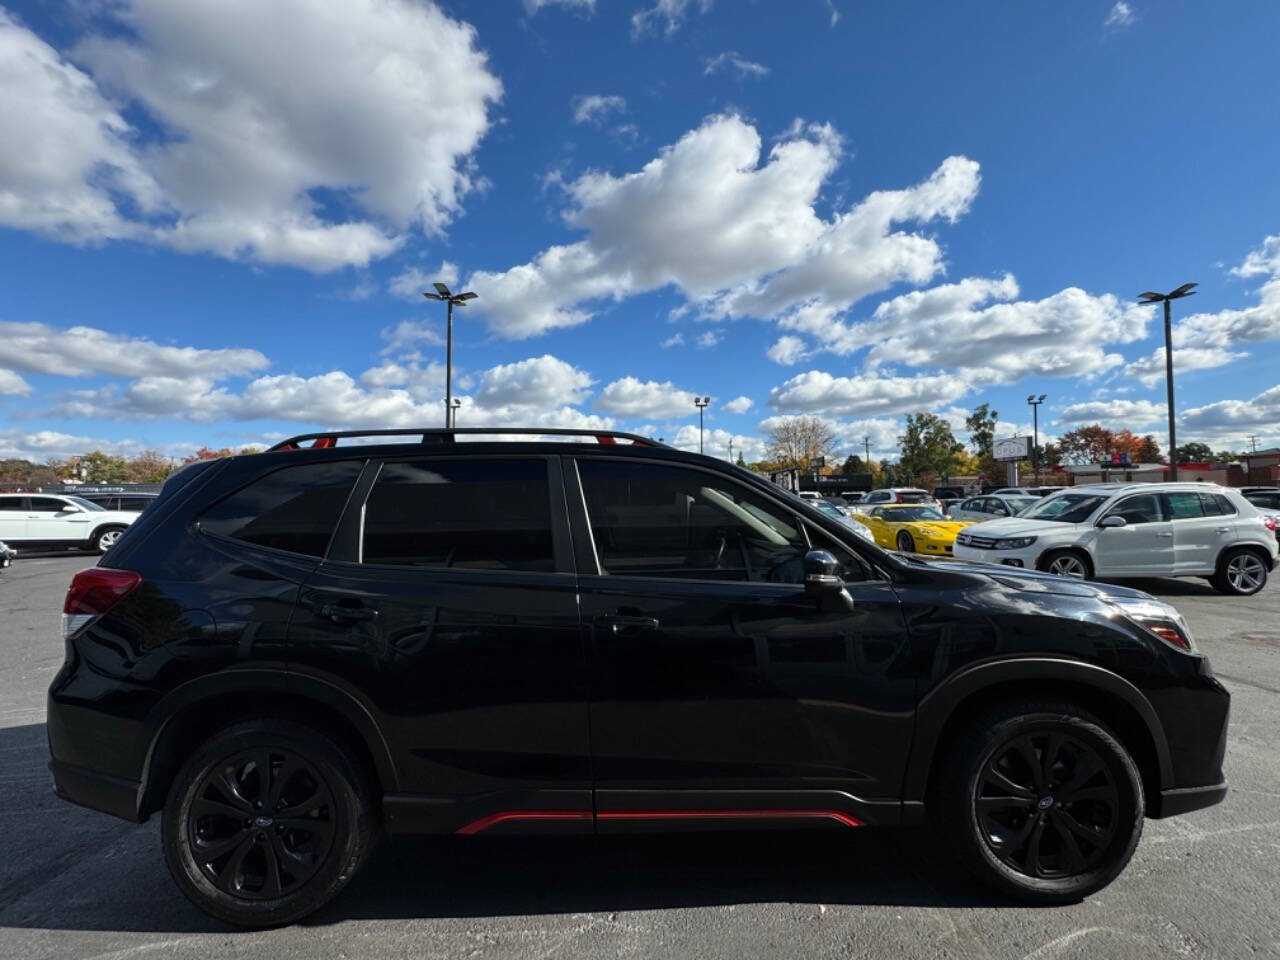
[993,436,1031,462]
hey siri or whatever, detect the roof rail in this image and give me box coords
[265,427,666,452]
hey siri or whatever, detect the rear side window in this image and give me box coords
[1164,491,1204,519]
[200,460,362,557]
[362,458,554,572]
[1244,492,1278,510]
[898,492,930,504]
[0,498,24,511]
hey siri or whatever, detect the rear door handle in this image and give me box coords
[1215,527,1231,533]
[593,614,660,634]
[1157,532,1173,537]
[314,600,379,623]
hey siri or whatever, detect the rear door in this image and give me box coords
[1093,492,1174,576]
[0,497,27,540]
[288,454,591,831]
[1163,491,1238,574]
[569,456,914,824]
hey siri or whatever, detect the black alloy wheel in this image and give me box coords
[975,732,1118,879]
[897,531,916,553]
[186,747,336,901]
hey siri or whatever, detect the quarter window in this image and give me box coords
[200,460,362,558]
[0,498,25,511]
[578,460,807,582]
[362,458,554,572]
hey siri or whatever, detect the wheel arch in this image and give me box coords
[137,667,398,819]
[907,658,1172,809]
[1216,541,1275,571]
[1036,545,1094,578]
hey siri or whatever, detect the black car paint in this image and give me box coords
[48,442,1229,837]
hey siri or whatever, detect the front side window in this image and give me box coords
[29,497,71,512]
[1022,493,1108,523]
[961,498,981,512]
[578,459,807,582]
[200,460,363,558]
[362,458,554,572]
[1103,493,1164,525]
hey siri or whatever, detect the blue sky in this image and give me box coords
[1,0,1278,463]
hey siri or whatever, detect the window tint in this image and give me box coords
[987,499,1009,515]
[1245,492,1279,510]
[1104,493,1164,524]
[803,523,869,583]
[120,497,154,511]
[578,459,807,582]
[898,492,931,504]
[960,498,980,511]
[29,497,69,512]
[0,498,25,511]
[1165,491,1204,519]
[362,458,554,572]
[200,460,362,557]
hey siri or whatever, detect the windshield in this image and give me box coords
[1006,497,1039,514]
[1021,493,1107,523]
[813,501,844,518]
[898,492,932,504]
[885,506,946,522]
[63,496,106,511]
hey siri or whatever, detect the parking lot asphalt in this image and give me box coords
[2,554,1278,960]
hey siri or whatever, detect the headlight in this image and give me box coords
[993,536,1036,549]
[1107,597,1196,652]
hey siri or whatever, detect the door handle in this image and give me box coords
[1215,527,1230,533]
[314,600,379,623]
[1157,532,1173,538]
[593,614,660,635]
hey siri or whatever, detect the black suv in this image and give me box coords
[48,428,1230,927]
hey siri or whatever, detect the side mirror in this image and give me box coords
[1098,515,1127,528]
[60,504,83,513]
[804,550,854,612]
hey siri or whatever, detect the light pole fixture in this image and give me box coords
[446,397,461,427]
[424,282,477,428]
[694,396,711,454]
[1026,394,1046,484]
[1138,282,1197,481]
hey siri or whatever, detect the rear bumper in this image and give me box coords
[49,759,144,823]
[1153,778,1228,818]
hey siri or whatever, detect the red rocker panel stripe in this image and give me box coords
[456,808,863,835]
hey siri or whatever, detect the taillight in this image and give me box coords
[63,568,141,639]
[1264,516,1277,532]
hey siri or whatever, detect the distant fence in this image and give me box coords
[0,483,164,494]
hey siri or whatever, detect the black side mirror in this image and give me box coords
[804,549,854,612]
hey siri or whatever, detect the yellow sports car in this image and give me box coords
[854,504,974,556]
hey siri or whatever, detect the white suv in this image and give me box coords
[0,493,139,554]
[952,482,1278,596]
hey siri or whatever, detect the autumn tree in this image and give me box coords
[72,450,130,483]
[764,416,837,471]
[1136,435,1164,463]
[182,446,236,464]
[1057,425,1113,464]
[126,451,174,483]
[898,412,965,482]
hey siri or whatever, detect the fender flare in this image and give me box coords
[137,664,400,800]
[903,657,1173,800]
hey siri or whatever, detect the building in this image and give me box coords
[1240,448,1280,486]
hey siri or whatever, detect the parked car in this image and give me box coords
[0,493,140,554]
[1242,489,1280,542]
[49,428,1230,926]
[948,494,1040,523]
[992,486,1058,498]
[809,497,877,543]
[953,483,1277,595]
[853,503,973,555]
[861,487,938,507]
[0,539,14,568]
[932,485,967,501]
[80,492,159,512]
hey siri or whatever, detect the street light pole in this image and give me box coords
[728,437,733,463]
[1027,394,1046,485]
[424,282,478,429]
[694,396,711,454]
[1138,283,1197,481]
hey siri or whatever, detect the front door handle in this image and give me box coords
[1157,531,1173,538]
[1215,527,1231,533]
[593,614,660,635]
[314,600,379,623]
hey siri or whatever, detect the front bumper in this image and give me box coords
[953,543,1041,569]
[1155,779,1229,818]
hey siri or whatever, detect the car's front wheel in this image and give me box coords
[162,719,378,927]
[1039,549,1092,580]
[1210,547,1269,596]
[934,701,1144,903]
[896,531,916,553]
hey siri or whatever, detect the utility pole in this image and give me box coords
[694,396,711,454]
[727,437,733,463]
[424,283,477,428]
[1248,435,1260,453]
[864,436,870,466]
[1027,394,1046,484]
[1138,283,1197,481]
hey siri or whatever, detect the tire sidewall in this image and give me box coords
[897,531,914,552]
[1214,548,1267,596]
[1041,549,1091,580]
[960,711,1143,901]
[162,721,370,927]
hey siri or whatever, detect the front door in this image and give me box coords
[1093,492,1174,576]
[569,457,914,828]
[27,496,91,542]
[287,455,592,834]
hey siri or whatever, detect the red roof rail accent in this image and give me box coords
[311,437,336,449]
[596,434,617,444]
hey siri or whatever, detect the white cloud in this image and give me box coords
[0,321,268,379]
[767,335,809,366]
[0,370,32,396]
[525,0,595,14]
[1181,383,1280,434]
[825,0,840,27]
[1105,2,1135,28]
[2,1,501,271]
[631,0,713,37]
[389,261,460,300]
[0,427,182,462]
[468,115,978,341]
[768,369,972,418]
[704,52,769,78]
[696,330,722,348]
[1055,399,1165,429]
[572,94,626,125]
[1171,235,1280,351]
[1123,346,1247,386]
[669,425,766,461]
[660,332,685,348]
[596,376,698,418]
[723,395,753,414]
[473,355,594,408]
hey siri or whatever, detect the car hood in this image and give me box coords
[897,519,971,533]
[921,556,1153,600]
[958,517,1085,538]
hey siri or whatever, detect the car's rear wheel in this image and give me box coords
[1040,549,1092,579]
[896,531,916,553]
[162,719,378,927]
[934,701,1143,903]
[90,525,127,554]
[1210,548,1269,596]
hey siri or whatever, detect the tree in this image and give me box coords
[125,451,173,483]
[1057,425,1113,464]
[182,446,236,465]
[1136,435,1164,463]
[764,416,837,471]
[965,403,998,457]
[898,412,964,482]
[1174,442,1213,463]
[840,454,867,476]
[72,450,129,483]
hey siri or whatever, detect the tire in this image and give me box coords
[162,719,379,928]
[90,525,127,554]
[933,700,1144,904]
[1210,547,1269,596]
[896,531,916,553]
[1039,549,1092,580]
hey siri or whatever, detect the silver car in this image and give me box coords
[947,493,1039,524]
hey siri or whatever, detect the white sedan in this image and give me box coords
[0,493,140,554]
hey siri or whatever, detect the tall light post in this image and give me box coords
[694,396,711,454]
[448,398,461,427]
[1138,283,1197,481]
[727,437,734,463]
[424,282,477,428]
[1027,394,1046,484]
